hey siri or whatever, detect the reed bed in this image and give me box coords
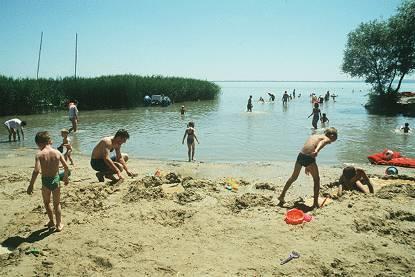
[0,75,220,115]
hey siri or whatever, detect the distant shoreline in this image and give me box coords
[212,80,415,83]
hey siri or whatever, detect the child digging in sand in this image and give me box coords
[336,166,374,197]
[27,131,70,232]
[278,127,338,209]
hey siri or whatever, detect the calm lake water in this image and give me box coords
[1,81,414,164]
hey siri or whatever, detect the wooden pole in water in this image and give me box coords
[74,33,78,78]
[36,31,43,79]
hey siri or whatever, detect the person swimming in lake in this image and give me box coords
[259,97,265,103]
[282,91,289,104]
[308,103,321,129]
[180,105,186,115]
[182,122,199,162]
[401,123,410,133]
[336,166,374,197]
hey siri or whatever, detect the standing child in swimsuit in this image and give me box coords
[59,129,74,165]
[27,131,69,232]
[182,122,199,162]
[308,103,321,129]
[278,127,338,209]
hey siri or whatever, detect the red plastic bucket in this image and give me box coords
[284,208,305,225]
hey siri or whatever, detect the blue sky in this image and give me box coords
[0,0,405,81]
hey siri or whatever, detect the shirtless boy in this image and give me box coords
[337,166,374,197]
[278,127,338,208]
[27,131,69,232]
[90,129,134,182]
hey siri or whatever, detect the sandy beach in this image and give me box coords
[1,152,414,276]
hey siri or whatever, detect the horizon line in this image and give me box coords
[211,79,415,83]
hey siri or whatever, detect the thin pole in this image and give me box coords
[36,31,43,79]
[74,33,78,78]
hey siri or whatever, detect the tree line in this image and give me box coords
[342,0,415,114]
[0,74,221,116]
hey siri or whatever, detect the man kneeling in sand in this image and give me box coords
[90,129,134,182]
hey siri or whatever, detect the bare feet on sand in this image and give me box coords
[277,196,285,207]
[55,224,64,232]
[45,221,55,229]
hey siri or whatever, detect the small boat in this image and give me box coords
[144,95,172,107]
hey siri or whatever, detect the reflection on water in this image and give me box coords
[0,82,414,164]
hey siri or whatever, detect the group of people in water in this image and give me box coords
[1,89,412,232]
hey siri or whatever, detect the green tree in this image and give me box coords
[342,0,415,108]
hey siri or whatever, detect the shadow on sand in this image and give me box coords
[1,227,54,250]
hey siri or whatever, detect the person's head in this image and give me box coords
[249,95,252,98]
[35,131,52,148]
[181,105,185,109]
[323,113,327,117]
[21,121,27,126]
[342,166,356,181]
[188,121,195,128]
[61,129,69,138]
[113,129,130,147]
[405,122,409,127]
[324,127,338,142]
[314,103,319,108]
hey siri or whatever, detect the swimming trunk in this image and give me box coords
[42,175,60,191]
[296,152,316,167]
[187,137,194,145]
[90,156,116,172]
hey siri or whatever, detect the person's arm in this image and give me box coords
[311,138,330,157]
[27,155,40,194]
[182,130,187,144]
[115,148,133,176]
[308,111,314,118]
[59,154,70,185]
[104,151,123,179]
[20,126,24,140]
[359,170,374,193]
[194,133,200,144]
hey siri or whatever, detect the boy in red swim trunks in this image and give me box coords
[278,127,338,209]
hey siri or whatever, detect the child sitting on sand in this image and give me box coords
[182,122,199,162]
[27,131,70,232]
[278,127,338,209]
[337,166,374,197]
[58,129,74,165]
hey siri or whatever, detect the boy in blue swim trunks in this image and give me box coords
[27,131,70,232]
[91,129,134,182]
[278,127,338,209]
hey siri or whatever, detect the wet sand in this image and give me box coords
[1,153,414,276]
